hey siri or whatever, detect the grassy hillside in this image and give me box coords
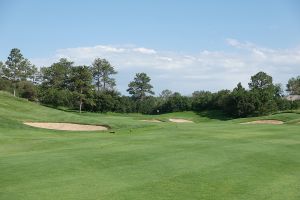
[1,91,300,200]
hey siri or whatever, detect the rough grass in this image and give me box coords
[0,91,300,200]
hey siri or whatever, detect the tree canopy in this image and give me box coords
[91,58,117,91]
[287,76,300,95]
[0,48,299,117]
[2,48,37,96]
[127,73,154,100]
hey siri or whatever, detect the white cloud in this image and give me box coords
[30,40,300,95]
[133,47,156,54]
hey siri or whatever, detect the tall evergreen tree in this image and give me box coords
[3,48,37,96]
[248,71,277,115]
[69,66,93,113]
[127,73,154,100]
[91,58,117,91]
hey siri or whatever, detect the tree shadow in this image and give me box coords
[41,104,79,113]
[196,110,233,121]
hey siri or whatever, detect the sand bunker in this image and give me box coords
[24,122,108,131]
[169,118,193,123]
[140,119,162,123]
[241,120,283,125]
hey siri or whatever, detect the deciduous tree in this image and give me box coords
[286,76,300,95]
[41,58,73,90]
[248,71,277,115]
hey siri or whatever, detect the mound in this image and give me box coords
[241,120,283,125]
[140,119,162,123]
[169,118,193,123]
[24,122,108,131]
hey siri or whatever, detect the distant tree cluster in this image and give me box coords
[1,48,299,117]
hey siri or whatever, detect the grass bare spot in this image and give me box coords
[140,119,162,123]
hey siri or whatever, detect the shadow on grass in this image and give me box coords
[196,110,233,121]
[41,104,80,113]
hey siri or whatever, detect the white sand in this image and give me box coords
[169,118,193,123]
[24,122,108,131]
[240,120,283,125]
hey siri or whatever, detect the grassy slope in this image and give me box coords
[0,91,300,200]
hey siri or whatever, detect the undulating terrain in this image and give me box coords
[0,91,300,200]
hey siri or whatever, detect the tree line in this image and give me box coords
[1,48,300,117]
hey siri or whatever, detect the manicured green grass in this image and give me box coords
[0,91,300,200]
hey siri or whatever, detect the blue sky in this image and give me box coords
[1,0,300,94]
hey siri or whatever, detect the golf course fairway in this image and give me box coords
[1,91,300,200]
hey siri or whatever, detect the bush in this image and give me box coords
[291,100,300,110]
[16,81,38,101]
[276,98,292,111]
[38,88,75,107]
[0,78,13,92]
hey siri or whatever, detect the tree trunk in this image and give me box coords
[97,77,100,91]
[79,100,82,113]
[79,88,83,113]
[13,81,16,96]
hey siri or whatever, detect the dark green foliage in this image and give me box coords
[91,58,117,91]
[192,91,213,111]
[16,81,37,101]
[0,77,12,92]
[248,71,278,115]
[38,88,75,107]
[276,98,292,110]
[225,83,256,117]
[3,48,37,82]
[248,71,273,90]
[127,73,154,100]
[286,76,300,95]
[69,65,94,112]
[291,100,300,109]
[136,96,158,114]
[212,90,231,109]
[1,48,37,96]
[38,58,74,108]
[0,61,4,77]
[115,96,137,113]
[41,58,73,90]
[159,89,173,101]
[160,92,191,113]
[91,90,120,113]
[1,48,299,117]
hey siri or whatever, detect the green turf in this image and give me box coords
[0,91,300,200]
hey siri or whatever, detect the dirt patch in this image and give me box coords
[140,119,162,123]
[169,118,193,123]
[24,122,108,131]
[240,120,283,125]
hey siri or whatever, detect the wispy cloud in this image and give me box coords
[31,40,300,95]
[133,47,156,54]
